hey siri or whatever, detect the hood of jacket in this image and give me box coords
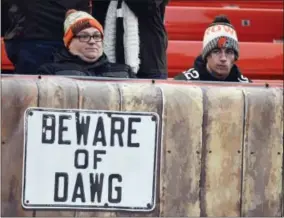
[193,55,246,82]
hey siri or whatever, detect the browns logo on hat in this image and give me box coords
[202,15,239,60]
[63,9,104,48]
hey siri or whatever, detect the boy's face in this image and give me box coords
[206,47,236,79]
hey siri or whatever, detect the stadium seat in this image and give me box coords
[167,40,283,80]
[165,6,283,42]
[168,0,283,9]
[1,38,14,71]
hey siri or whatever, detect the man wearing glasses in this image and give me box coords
[37,10,135,78]
[174,15,251,83]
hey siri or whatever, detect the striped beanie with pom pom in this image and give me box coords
[202,15,239,60]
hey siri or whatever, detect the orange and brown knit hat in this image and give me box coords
[63,9,104,48]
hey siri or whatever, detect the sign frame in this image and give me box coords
[22,107,160,212]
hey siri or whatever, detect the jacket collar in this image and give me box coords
[194,55,243,82]
[53,47,109,68]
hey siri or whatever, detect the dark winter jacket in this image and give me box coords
[125,0,169,78]
[94,0,169,79]
[37,48,136,78]
[3,0,89,40]
[174,55,252,83]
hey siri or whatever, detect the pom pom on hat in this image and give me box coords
[63,9,104,48]
[65,9,78,18]
[202,15,239,60]
[212,15,231,24]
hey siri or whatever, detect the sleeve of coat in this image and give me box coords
[75,0,90,12]
[124,0,168,16]
[91,0,110,26]
[3,0,26,10]
[36,64,55,75]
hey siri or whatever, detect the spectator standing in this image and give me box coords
[100,0,169,79]
[3,0,90,74]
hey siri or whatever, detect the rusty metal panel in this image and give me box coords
[241,87,283,217]
[201,87,244,216]
[114,83,163,217]
[76,81,120,111]
[1,78,38,217]
[74,81,120,217]
[158,84,203,216]
[34,77,78,217]
[36,77,79,109]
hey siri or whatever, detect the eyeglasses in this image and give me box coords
[74,34,103,43]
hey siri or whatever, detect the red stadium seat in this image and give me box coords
[168,0,283,9]
[165,6,283,42]
[1,39,14,71]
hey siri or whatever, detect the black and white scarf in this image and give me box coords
[104,0,140,73]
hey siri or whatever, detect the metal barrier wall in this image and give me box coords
[1,77,283,217]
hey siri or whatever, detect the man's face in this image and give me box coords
[206,47,236,80]
[69,27,103,62]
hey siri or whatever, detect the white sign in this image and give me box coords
[22,107,159,211]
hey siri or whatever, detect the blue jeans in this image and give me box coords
[4,40,64,75]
